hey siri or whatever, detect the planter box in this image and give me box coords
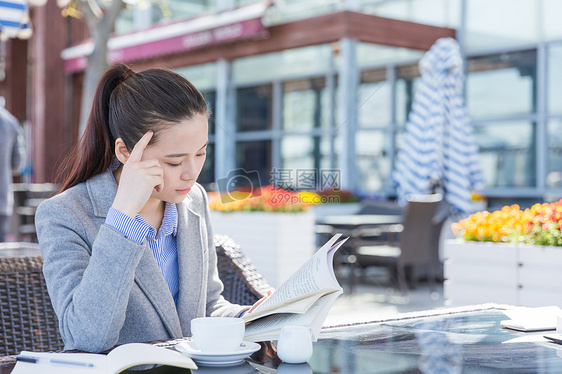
[210,211,316,288]
[444,239,562,307]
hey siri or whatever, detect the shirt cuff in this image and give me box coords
[238,307,251,318]
[105,207,151,244]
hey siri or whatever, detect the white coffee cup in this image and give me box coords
[277,325,313,364]
[191,317,245,353]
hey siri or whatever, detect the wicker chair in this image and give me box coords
[0,244,64,357]
[215,234,273,305]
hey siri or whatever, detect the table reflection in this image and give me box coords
[311,307,562,373]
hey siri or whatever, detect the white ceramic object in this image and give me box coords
[277,326,313,364]
[176,340,260,367]
[190,317,245,353]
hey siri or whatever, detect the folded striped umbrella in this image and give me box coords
[393,37,484,216]
[0,0,30,39]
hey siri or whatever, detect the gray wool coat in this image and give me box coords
[35,170,246,353]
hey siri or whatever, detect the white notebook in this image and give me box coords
[500,306,562,332]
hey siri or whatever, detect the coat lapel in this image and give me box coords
[176,197,206,337]
[86,170,183,339]
[133,249,183,338]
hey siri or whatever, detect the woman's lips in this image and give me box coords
[177,187,191,194]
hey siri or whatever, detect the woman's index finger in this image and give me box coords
[128,131,153,161]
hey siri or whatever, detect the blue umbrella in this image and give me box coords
[0,0,30,39]
[393,37,484,216]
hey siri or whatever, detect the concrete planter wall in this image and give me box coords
[210,210,316,288]
[444,239,562,307]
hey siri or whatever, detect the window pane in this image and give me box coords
[168,0,216,19]
[362,0,461,28]
[236,140,272,188]
[464,0,538,51]
[547,120,562,188]
[279,136,331,190]
[548,44,562,115]
[152,0,217,24]
[236,85,273,132]
[198,143,215,189]
[467,51,537,118]
[115,9,135,34]
[356,130,392,192]
[358,69,391,128]
[283,78,328,131]
[474,121,536,188]
[395,64,421,125]
[175,63,217,92]
[544,0,562,41]
[202,91,216,135]
[232,45,332,85]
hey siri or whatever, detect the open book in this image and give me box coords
[243,234,348,342]
[11,343,197,374]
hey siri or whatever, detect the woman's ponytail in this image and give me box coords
[57,64,134,192]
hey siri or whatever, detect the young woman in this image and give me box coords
[35,64,253,353]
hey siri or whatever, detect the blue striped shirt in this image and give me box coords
[105,204,180,305]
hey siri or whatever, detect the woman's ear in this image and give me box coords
[114,138,130,164]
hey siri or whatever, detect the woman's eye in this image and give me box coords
[196,153,206,157]
[167,163,182,167]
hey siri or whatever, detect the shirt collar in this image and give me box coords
[161,202,179,237]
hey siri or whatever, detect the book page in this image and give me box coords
[12,344,196,374]
[11,351,107,374]
[107,343,196,373]
[244,235,347,322]
[262,293,324,315]
[244,290,343,342]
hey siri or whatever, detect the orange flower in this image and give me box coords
[453,200,562,246]
[208,185,311,213]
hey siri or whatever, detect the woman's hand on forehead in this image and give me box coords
[111,131,165,218]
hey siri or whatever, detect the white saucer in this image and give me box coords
[175,340,261,367]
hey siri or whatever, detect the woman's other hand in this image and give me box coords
[247,290,272,315]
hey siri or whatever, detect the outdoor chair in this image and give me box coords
[356,199,406,216]
[11,183,59,242]
[0,242,63,357]
[350,199,406,246]
[215,234,273,304]
[349,193,444,295]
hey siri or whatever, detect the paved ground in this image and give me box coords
[325,267,445,326]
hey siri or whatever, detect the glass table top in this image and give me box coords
[4,306,562,373]
[309,308,562,373]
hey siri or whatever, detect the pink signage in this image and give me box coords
[64,18,267,73]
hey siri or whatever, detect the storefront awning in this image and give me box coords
[61,1,270,73]
[0,0,31,39]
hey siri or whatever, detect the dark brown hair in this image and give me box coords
[57,63,208,192]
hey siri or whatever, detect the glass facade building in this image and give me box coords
[113,0,562,209]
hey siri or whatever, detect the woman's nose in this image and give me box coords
[181,160,196,180]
